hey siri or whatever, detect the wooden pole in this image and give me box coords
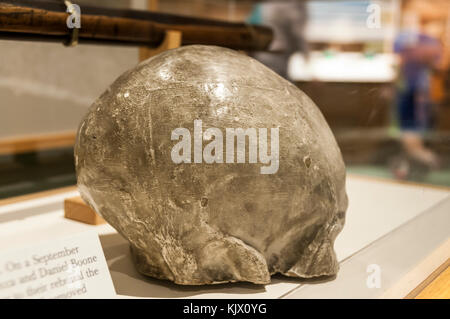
[0,1,272,51]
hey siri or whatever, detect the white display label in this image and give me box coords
[0,231,116,299]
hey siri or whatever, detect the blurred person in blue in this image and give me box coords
[392,14,444,179]
[247,0,309,80]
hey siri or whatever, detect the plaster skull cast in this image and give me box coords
[75,45,348,285]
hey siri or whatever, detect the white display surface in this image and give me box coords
[287,197,450,298]
[0,175,448,298]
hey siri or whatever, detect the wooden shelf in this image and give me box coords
[0,131,76,155]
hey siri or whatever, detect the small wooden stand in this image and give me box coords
[139,30,182,61]
[138,0,183,61]
[64,196,105,225]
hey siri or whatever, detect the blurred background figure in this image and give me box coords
[392,8,447,179]
[248,0,309,80]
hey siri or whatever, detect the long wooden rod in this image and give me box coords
[0,0,272,50]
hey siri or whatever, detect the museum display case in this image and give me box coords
[0,0,448,302]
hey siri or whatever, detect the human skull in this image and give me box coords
[75,45,348,285]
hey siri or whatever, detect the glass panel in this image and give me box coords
[0,0,449,199]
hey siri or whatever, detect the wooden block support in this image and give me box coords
[64,196,106,225]
[139,30,182,61]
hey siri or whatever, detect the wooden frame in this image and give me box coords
[0,131,76,155]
